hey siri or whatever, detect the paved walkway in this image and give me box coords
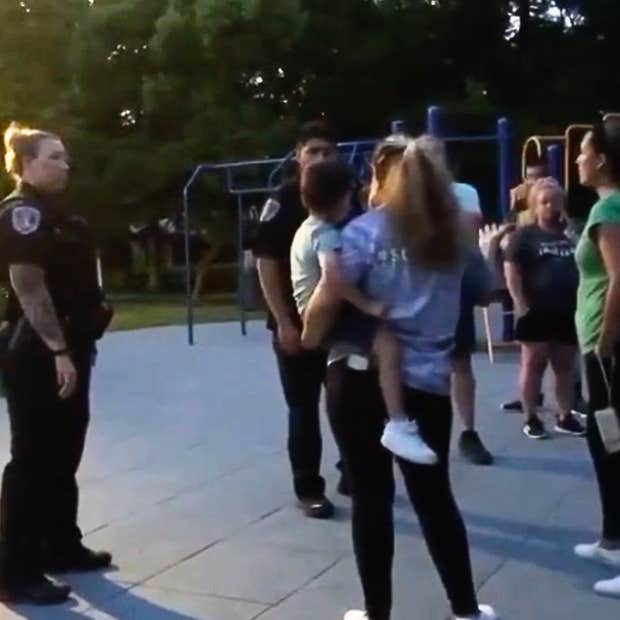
[0,321,618,619]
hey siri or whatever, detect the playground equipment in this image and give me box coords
[426,106,513,218]
[182,106,515,344]
[521,113,620,191]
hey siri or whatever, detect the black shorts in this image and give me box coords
[453,303,476,357]
[515,310,577,346]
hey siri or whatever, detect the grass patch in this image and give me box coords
[108,293,263,332]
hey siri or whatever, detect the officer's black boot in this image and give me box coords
[0,575,71,606]
[45,543,112,574]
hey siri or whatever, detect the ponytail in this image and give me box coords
[383,135,463,269]
[3,122,57,180]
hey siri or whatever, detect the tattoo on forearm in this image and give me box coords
[9,265,67,351]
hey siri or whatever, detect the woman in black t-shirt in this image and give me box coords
[504,178,585,440]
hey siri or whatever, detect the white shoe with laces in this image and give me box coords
[574,542,620,567]
[380,420,438,465]
[343,611,368,620]
[455,604,499,620]
[594,574,620,597]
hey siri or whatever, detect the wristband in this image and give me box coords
[52,348,70,357]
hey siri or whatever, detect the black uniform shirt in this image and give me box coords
[253,177,365,331]
[252,180,307,331]
[0,184,106,343]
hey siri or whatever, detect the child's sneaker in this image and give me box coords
[574,541,620,567]
[455,604,499,619]
[381,420,438,465]
[594,574,620,597]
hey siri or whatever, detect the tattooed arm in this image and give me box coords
[9,264,77,398]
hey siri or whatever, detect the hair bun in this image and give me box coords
[4,121,28,150]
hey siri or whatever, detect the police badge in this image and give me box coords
[11,206,41,235]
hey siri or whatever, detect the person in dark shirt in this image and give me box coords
[0,123,113,605]
[504,177,585,440]
[253,120,348,519]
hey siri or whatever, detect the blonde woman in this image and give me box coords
[0,124,112,605]
[305,135,499,620]
[504,178,584,439]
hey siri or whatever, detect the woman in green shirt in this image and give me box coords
[574,117,620,598]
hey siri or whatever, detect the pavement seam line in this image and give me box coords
[249,553,349,620]
[474,476,587,595]
[80,503,290,612]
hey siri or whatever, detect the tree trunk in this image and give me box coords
[519,0,531,48]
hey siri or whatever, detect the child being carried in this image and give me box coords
[290,158,437,466]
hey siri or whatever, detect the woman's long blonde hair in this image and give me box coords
[379,134,463,269]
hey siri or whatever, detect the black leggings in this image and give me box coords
[584,346,620,541]
[326,360,478,620]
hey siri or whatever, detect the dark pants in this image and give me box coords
[584,346,620,541]
[0,346,93,584]
[273,340,329,500]
[326,360,478,619]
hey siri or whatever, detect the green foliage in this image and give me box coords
[0,0,617,284]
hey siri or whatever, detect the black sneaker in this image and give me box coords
[0,575,71,605]
[555,414,586,437]
[336,473,351,497]
[523,417,549,440]
[501,398,523,412]
[573,398,589,421]
[502,393,544,413]
[459,431,494,465]
[298,497,335,520]
[45,544,112,574]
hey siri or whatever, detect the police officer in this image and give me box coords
[253,121,351,519]
[0,123,112,604]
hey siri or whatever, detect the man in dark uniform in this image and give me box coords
[253,121,350,519]
[0,126,112,604]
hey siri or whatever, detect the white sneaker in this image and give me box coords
[343,611,368,620]
[594,574,620,598]
[381,420,438,465]
[455,604,499,620]
[574,542,620,567]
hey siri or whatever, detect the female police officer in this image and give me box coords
[0,123,112,605]
[304,135,499,620]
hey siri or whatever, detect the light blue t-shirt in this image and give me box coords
[290,215,341,313]
[341,208,464,395]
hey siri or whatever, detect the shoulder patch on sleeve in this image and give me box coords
[11,205,42,236]
[260,198,281,222]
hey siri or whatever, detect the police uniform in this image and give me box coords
[253,178,361,503]
[0,183,112,588]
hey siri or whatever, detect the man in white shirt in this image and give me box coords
[451,182,494,465]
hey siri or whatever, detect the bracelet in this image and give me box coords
[52,348,70,357]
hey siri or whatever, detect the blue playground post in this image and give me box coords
[391,120,406,135]
[426,105,443,137]
[497,117,513,219]
[426,106,514,220]
[546,143,564,186]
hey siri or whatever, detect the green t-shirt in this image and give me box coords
[575,191,620,352]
